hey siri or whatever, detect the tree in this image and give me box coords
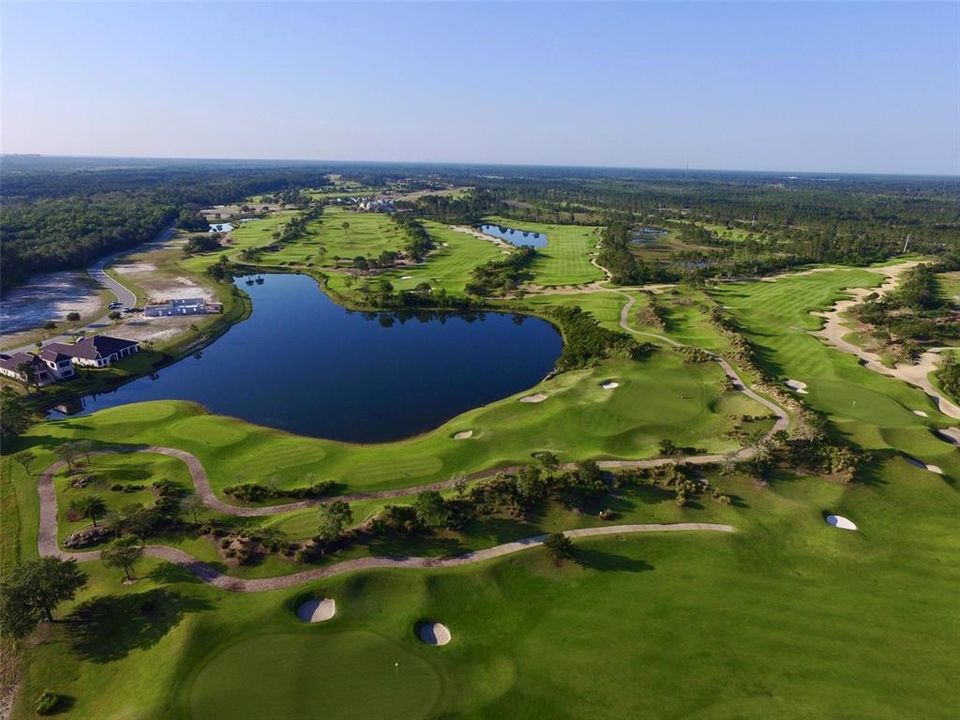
[70,495,107,527]
[14,450,36,477]
[317,500,353,548]
[342,221,350,232]
[101,536,145,580]
[15,362,35,391]
[74,439,94,464]
[66,311,81,321]
[543,532,575,563]
[0,558,87,637]
[0,388,33,442]
[180,494,203,524]
[413,491,450,530]
[55,442,80,472]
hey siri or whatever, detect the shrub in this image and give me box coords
[66,311,81,321]
[42,320,57,330]
[35,690,59,715]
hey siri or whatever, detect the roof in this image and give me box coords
[39,348,73,364]
[45,335,139,361]
[0,352,43,373]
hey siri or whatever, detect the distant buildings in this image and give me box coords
[144,297,223,317]
[0,334,139,386]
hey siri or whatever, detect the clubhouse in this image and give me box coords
[44,335,141,368]
[0,335,141,387]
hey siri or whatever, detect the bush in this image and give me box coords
[66,311,81,321]
[109,311,121,320]
[42,320,57,330]
[35,690,59,715]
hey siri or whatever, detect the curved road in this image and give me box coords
[5,226,172,355]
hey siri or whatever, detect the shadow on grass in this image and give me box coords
[148,561,206,585]
[67,589,212,662]
[574,547,654,573]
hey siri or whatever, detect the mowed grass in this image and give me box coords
[484,216,604,286]
[709,267,959,467]
[14,352,762,508]
[331,221,504,297]
[13,453,960,719]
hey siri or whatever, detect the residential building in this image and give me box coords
[44,335,140,368]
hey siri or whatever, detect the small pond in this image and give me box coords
[63,274,562,442]
[478,224,548,248]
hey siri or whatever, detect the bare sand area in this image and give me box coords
[812,262,960,419]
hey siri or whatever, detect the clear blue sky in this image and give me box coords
[2,1,957,174]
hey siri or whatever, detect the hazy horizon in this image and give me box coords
[2,1,958,175]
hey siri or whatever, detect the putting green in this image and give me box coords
[190,632,441,720]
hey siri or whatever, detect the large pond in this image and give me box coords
[478,224,548,248]
[64,274,562,442]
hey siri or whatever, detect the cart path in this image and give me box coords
[38,508,733,592]
[610,288,790,440]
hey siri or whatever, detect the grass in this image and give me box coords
[330,221,505,297]
[11,453,960,719]
[7,261,960,718]
[484,216,604,287]
[13,352,762,507]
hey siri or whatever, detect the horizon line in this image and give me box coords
[2,152,958,180]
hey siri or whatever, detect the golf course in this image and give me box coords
[3,178,959,720]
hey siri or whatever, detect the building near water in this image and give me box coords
[43,335,140,368]
[144,298,223,317]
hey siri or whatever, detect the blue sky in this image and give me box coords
[2,1,957,174]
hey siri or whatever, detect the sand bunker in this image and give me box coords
[296,598,336,623]
[601,381,619,390]
[904,455,943,474]
[400,275,413,280]
[825,515,858,531]
[785,379,808,395]
[519,393,548,404]
[935,427,960,446]
[453,430,474,440]
[418,622,451,646]
[913,410,929,417]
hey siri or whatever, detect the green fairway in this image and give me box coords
[11,452,960,719]
[484,216,604,286]
[329,220,504,297]
[21,352,761,504]
[190,632,441,720]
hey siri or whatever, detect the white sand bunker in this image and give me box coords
[904,455,943,475]
[296,598,336,623]
[520,393,548,404]
[400,275,413,280]
[601,381,619,390]
[785,379,808,395]
[418,622,451,646]
[453,430,474,440]
[913,410,929,417]
[826,515,858,531]
[936,427,960,446]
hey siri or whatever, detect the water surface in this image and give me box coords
[478,224,548,248]
[65,274,562,442]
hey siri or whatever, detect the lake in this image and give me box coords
[478,224,548,248]
[65,274,562,442]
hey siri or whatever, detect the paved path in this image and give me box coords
[5,226,173,355]
[38,465,733,592]
[610,288,790,446]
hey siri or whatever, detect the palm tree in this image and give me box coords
[70,495,107,527]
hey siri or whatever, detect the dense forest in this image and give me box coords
[0,159,331,292]
[3,156,958,294]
